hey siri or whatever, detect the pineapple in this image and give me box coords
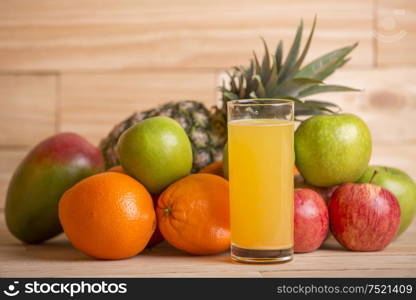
[100,18,358,171]
[100,101,226,172]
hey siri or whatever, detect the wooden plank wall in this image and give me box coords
[1,0,415,207]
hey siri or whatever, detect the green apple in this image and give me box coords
[295,113,372,187]
[357,166,416,236]
[117,116,193,194]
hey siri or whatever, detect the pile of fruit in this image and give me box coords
[293,114,415,253]
[4,19,416,260]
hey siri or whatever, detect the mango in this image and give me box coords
[5,133,103,244]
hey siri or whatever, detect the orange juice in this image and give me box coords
[228,119,294,250]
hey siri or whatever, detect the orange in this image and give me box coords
[199,161,224,177]
[59,172,155,259]
[107,165,164,248]
[157,173,230,255]
[107,166,164,248]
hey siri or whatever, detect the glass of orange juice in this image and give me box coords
[227,99,294,263]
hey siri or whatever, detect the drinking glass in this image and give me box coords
[227,99,294,263]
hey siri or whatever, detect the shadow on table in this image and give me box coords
[5,234,92,262]
[319,234,345,251]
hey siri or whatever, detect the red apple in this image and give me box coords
[146,194,165,248]
[295,174,337,204]
[329,183,400,251]
[146,225,164,248]
[294,188,329,253]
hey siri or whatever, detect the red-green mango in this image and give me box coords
[5,133,103,244]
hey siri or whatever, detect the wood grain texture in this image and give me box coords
[311,67,416,145]
[377,0,416,66]
[0,75,57,146]
[0,150,28,209]
[261,269,416,278]
[0,213,414,277]
[370,143,416,180]
[318,67,416,177]
[60,70,217,144]
[0,0,373,71]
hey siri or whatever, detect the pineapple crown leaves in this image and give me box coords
[220,17,360,118]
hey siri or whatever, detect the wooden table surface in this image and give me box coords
[1,211,415,278]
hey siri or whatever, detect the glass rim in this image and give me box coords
[227,98,294,107]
